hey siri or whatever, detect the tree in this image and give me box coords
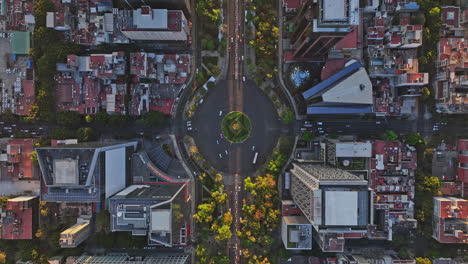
[56,111,82,128]
[139,111,169,128]
[419,176,441,194]
[415,257,431,264]
[280,108,294,124]
[96,210,110,233]
[302,131,314,141]
[382,130,399,140]
[193,202,215,223]
[207,81,216,90]
[94,112,110,125]
[30,151,38,165]
[77,127,99,142]
[215,224,232,241]
[85,115,93,123]
[0,251,6,264]
[405,133,426,147]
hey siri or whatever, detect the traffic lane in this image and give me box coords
[191,80,281,174]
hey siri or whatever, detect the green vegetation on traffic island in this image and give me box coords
[238,136,294,263]
[221,111,252,143]
[246,0,279,84]
[193,173,231,264]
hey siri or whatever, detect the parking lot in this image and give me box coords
[0,33,30,113]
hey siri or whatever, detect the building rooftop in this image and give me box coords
[335,142,372,158]
[294,163,367,184]
[303,61,373,114]
[2,196,38,239]
[11,31,30,55]
[282,215,312,250]
[72,254,189,264]
[109,183,189,246]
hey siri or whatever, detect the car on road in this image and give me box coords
[317,127,323,130]
[376,121,381,124]
[242,76,246,82]
[219,110,223,116]
[220,133,223,139]
[304,124,313,127]
[304,121,311,124]
[199,99,204,104]
[241,56,244,61]
[317,122,323,125]
[252,146,255,151]
[218,153,222,158]
[225,150,228,155]
[230,37,234,42]
[187,127,192,131]
[216,140,219,144]
[345,124,351,127]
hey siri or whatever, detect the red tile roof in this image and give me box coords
[321,59,347,80]
[441,6,460,28]
[283,0,301,9]
[2,197,38,240]
[6,139,34,179]
[334,26,358,50]
[16,80,35,116]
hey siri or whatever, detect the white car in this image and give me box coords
[199,99,204,104]
[241,56,244,61]
[242,76,246,82]
[230,37,234,42]
[317,122,323,125]
[218,153,222,158]
[219,110,223,116]
[187,127,192,131]
[376,121,381,124]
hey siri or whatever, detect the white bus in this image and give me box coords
[252,152,258,164]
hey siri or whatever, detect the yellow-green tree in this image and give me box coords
[214,224,232,241]
[0,251,6,264]
[193,202,215,223]
[415,257,431,264]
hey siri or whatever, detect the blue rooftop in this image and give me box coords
[302,61,363,100]
[403,2,419,10]
[307,106,373,114]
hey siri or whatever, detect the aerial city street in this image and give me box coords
[0,0,467,263]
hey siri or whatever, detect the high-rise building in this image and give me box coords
[289,163,373,252]
[109,183,190,246]
[289,0,359,60]
[37,141,138,204]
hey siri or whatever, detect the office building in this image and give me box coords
[37,141,138,204]
[289,0,359,60]
[289,163,373,252]
[109,182,190,246]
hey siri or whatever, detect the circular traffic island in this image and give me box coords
[221,111,252,143]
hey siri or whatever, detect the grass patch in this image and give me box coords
[221,111,251,143]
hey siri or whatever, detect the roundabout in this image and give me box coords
[221,111,252,143]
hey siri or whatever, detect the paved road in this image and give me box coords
[298,116,468,138]
[187,0,282,262]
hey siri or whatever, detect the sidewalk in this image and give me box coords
[276,0,300,119]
